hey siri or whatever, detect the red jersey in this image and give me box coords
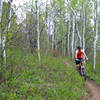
[76,49,84,59]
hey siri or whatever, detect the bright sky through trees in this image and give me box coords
[2,0,100,23]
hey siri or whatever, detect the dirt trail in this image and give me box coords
[85,79,100,100]
[64,60,100,100]
[64,61,73,67]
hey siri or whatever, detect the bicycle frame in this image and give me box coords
[76,59,87,80]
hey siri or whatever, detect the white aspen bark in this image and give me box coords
[62,35,63,55]
[83,9,85,50]
[0,0,2,20]
[71,15,75,59]
[45,0,49,54]
[82,0,87,51]
[67,15,71,56]
[1,0,12,64]
[93,0,98,70]
[71,7,82,47]
[52,21,56,50]
[55,24,57,50]
[76,22,82,46]
[35,0,40,62]
[93,38,97,70]
[0,0,2,46]
[2,36,6,63]
[63,36,66,56]
[52,28,54,50]
[52,20,55,50]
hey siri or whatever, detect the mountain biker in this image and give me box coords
[75,46,88,71]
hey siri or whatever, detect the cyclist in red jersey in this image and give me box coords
[75,46,88,70]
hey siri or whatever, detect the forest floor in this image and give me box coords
[65,61,100,100]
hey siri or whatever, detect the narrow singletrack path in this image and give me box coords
[64,60,100,100]
[85,79,100,100]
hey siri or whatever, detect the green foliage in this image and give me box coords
[98,25,100,34]
[71,0,78,8]
[1,2,10,31]
[51,50,60,57]
[86,62,100,85]
[0,46,87,100]
[7,32,13,40]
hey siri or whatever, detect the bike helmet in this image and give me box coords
[77,46,82,49]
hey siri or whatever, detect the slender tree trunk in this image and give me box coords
[62,36,63,56]
[63,35,66,56]
[71,15,75,59]
[1,0,12,65]
[76,21,82,46]
[35,0,40,61]
[63,22,66,56]
[93,0,98,70]
[71,7,82,47]
[52,21,56,50]
[52,22,55,50]
[52,25,54,50]
[45,0,50,54]
[1,36,6,64]
[0,0,2,47]
[82,1,86,50]
[67,15,71,56]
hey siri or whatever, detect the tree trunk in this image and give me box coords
[45,0,50,55]
[93,0,98,70]
[82,1,86,50]
[1,0,12,65]
[0,0,2,47]
[52,22,55,50]
[52,21,56,50]
[67,15,71,56]
[71,15,75,59]
[76,21,82,46]
[35,0,40,62]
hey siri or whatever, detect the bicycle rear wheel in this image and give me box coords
[84,75,87,81]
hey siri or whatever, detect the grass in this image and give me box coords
[0,46,88,100]
[86,62,100,85]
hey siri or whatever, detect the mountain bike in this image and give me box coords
[76,59,87,80]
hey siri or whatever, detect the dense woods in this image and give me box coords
[0,0,100,67]
[0,0,100,99]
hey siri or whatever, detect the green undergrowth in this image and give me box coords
[86,62,100,85]
[0,47,87,100]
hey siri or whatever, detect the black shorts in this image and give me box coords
[75,58,82,64]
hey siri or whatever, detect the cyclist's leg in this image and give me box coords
[79,61,81,74]
[81,61,84,66]
[76,64,79,70]
[81,61,85,70]
[75,60,80,70]
[81,60,85,74]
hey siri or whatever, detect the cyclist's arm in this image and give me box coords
[83,52,88,60]
[75,50,78,59]
[75,53,77,59]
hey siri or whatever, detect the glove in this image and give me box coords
[85,57,88,61]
